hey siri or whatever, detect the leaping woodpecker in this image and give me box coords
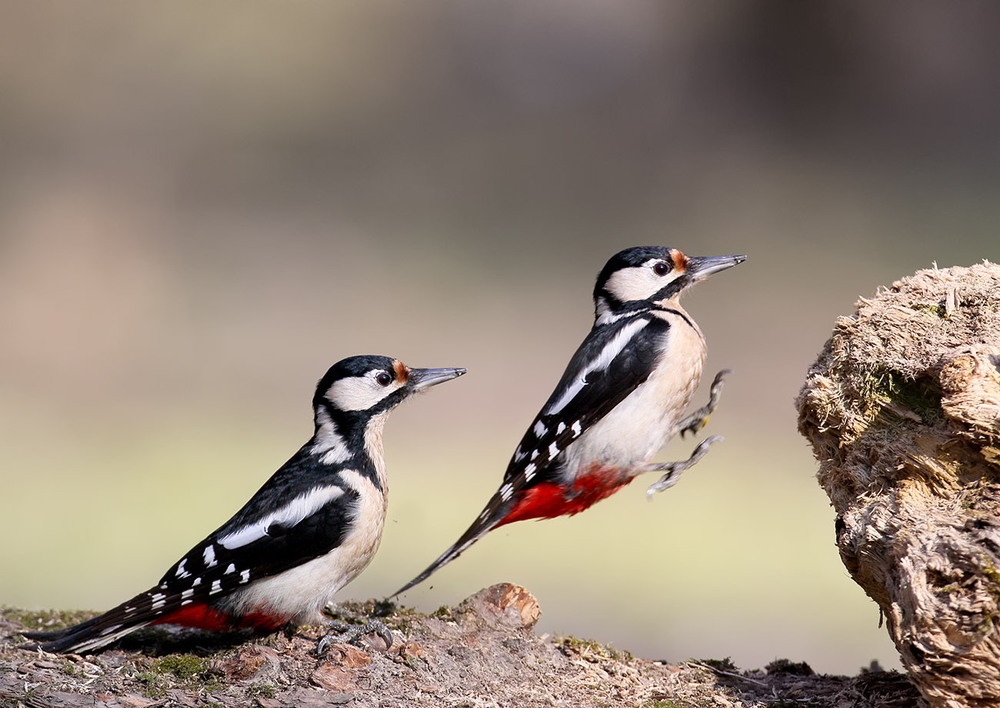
[394,247,744,596]
[22,356,465,654]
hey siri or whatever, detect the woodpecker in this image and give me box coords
[394,246,745,596]
[21,356,465,654]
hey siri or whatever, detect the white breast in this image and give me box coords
[562,310,706,479]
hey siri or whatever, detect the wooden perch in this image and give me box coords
[797,262,1000,708]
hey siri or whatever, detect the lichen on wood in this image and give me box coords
[797,261,1000,708]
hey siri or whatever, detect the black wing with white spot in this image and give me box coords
[23,450,361,653]
[501,313,668,488]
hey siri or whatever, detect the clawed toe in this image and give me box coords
[316,619,393,655]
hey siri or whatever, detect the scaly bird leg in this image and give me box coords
[316,607,394,656]
[676,369,730,438]
[644,435,724,496]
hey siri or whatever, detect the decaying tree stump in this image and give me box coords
[796,262,1000,708]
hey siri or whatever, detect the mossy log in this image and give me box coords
[797,262,1000,708]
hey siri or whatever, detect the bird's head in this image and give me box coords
[313,355,466,428]
[593,246,746,320]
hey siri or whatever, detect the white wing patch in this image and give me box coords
[544,318,648,415]
[218,485,346,550]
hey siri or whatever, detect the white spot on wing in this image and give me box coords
[524,462,537,481]
[571,420,582,437]
[240,569,250,584]
[548,441,561,458]
[499,483,513,501]
[218,485,346,550]
[203,545,217,568]
[175,559,190,579]
[225,563,236,574]
[556,422,566,435]
[210,580,223,595]
[181,589,194,600]
[533,420,547,437]
[545,318,648,415]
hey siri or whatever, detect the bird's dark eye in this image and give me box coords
[653,262,670,276]
[376,372,393,386]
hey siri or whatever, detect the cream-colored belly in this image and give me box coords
[564,315,705,478]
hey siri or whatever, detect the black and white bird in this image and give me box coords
[394,246,745,596]
[22,356,465,654]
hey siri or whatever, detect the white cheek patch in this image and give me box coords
[217,485,346,549]
[604,263,683,302]
[325,376,401,412]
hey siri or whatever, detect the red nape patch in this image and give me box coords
[151,604,289,632]
[497,467,634,527]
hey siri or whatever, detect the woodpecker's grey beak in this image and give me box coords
[686,254,746,281]
[407,367,467,391]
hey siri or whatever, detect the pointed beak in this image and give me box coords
[407,366,467,391]
[686,254,746,282]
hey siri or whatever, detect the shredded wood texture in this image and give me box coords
[797,262,1000,708]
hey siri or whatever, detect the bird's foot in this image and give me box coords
[645,435,724,496]
[677,369,730,438]
[316,618,394,656]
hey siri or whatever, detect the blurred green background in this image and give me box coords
[2,2,999,675]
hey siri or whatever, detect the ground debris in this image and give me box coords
[2,585,917,707]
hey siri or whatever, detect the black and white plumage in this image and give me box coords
[394,246,745,596]
[22,356,465,654]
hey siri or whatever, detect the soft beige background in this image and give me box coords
[3,2,999,675]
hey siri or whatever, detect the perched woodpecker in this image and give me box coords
[394,246,745,596]
[22,356,465,654]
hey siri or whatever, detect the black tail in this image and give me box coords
[19,586,187,653]
[20,603,151,654]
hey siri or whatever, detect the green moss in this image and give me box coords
[431,605,455,621]
[555,635,634,663]
[2,607,95,632]
[909,302,944,317]
[154,654,208,680]
[247,683,277,699]
[136,670,167,699]
[698,657,738,672]
[855,369,943,426]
